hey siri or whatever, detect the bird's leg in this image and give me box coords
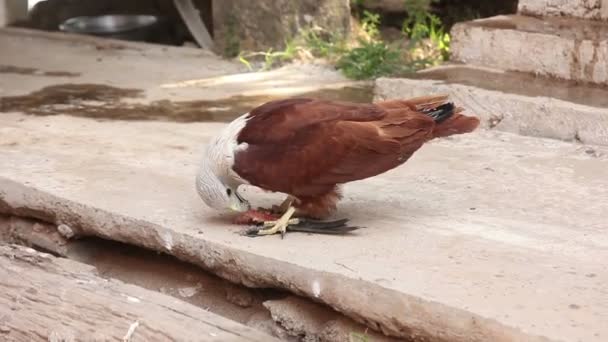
[262,217,301,227]
[255,206,296,238]
[233,209,279,225]
[270,195,296,214]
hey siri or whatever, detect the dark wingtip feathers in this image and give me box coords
[244,218,361,237]
[422,102,455,123]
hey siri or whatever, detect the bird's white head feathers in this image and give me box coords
[195,114,251,212]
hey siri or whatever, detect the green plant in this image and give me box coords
[237,39,299,71]
[350,0,364,8]
[401,0,450,60]
[237,53,253,70]
[223,14,241,58]
[404,14,450,60]
[403,0,436,21]
[234,0,451,80]
[430,18,451,60]
[361,10,381,39]
[349,331,371,342]
[336,40,402,80]
[301,28,348,59]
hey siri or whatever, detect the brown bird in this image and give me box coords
[195,94,480,237]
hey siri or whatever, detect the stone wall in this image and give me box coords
[212,0,351,56]
[518,0,608,20]
[0,0,27,27]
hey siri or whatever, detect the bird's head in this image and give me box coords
[196,171,251,213]
[196,114,253,213]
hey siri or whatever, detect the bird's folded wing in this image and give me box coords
[232,98,431,195]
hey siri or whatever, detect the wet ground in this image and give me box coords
[406,64,608,108]
[469,14,608,41]
[0,83,374,122]
[64,237,283,325]
[0,64,81,78]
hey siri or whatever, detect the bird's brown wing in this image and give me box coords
[233,98,434,197]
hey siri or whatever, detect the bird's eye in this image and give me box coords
[226,188,232,196]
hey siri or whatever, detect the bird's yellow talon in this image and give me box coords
[262,218,300,228]
[256,206,296,237]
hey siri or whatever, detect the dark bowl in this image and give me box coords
[59,15,162,42]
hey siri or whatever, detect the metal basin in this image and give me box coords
[59,15,161,41]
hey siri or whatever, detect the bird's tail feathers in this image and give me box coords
[432,110,480,138]
[411,95,480,138]
[421,102,455,123]
[405,94,450,111]
[376,94,480,138]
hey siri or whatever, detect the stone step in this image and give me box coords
[376,64,608,146]
[518,0,608,20]
[1,112,607,342]
[450,14,608,85]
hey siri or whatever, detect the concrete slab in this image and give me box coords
[376,65,608,146]
[451,15,608,85]
[1,112,607,341]
[0,27,361,104]
[518,0,608,21]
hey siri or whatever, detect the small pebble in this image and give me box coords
[0,326,11,333]
[57,224,75,239]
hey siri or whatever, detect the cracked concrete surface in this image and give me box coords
[0,112,607,341]
[263,296,400,342]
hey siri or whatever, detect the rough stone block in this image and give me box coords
[0,0,27,27]
[451,15,608,85]
[518,0,608,20]
[212,0,351,55]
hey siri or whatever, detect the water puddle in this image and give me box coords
[0,64,80,77]
[0,83,374,122]
[411,65,608,108]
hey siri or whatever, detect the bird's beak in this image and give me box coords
[230,201,250,212]
[231,190,250,212]
[235,190,246,203]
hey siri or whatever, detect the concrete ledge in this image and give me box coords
[1,113,607,341]
[376,66,608,146]
[451,15,608,85]
[0,168,541,342]
[0,244,277,341]
[518,0,608,21]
